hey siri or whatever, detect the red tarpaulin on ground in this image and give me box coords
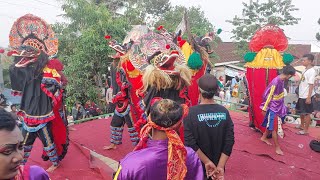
[27,112,320,180]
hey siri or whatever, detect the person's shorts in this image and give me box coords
[296,97,314,115]
[261,109,277,131]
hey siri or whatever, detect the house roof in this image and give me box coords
[211,42,312,65]
[291,52,320,66]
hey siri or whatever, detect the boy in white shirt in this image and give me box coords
[296,54,317,135]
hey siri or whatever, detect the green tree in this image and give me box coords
[123,0,171,25]
[227,0,300,56]
[316,18,320,41]
[156,5,213,36]
[55,0,129,108]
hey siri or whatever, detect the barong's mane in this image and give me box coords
[141,63,192,93]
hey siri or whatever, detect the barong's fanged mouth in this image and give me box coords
[15,57,37,67]
[108,40,126,56]
[200,33,214,54]
[153,51,180,75]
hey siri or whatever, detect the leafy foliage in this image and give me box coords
[227,0,300,56]
[123,0,171,26]
[55,0,129,108]
[156,5,213,36]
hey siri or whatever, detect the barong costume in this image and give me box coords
[8,14,69,166]
[244,24,294,132]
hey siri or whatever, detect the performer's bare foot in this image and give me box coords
[275,147,284,155]
[69,127,77,131]
[103,144,117,150]
[260,137,272,145]
[46,164,59,172]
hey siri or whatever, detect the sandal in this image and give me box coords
[295,125,303,130]
[296,130,309,135]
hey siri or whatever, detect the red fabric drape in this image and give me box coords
[188,60,207,106]
[246,68,278,132]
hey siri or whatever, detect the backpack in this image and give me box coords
[309,140,320,153]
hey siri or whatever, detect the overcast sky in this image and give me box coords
[1,0,319,51]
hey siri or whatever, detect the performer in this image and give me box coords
[113,99,204,180]
[260,65,296,155]
[0,110,50,180]
[104,37,140,150]
[128,31,192,136]
[244,24,294,131]
[8,14,69,172]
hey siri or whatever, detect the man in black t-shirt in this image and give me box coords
[184,74,235,180]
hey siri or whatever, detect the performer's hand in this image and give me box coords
[213,167,224,180]
[262,111,266,116]
[205,161,217,178]
[306,97,311,104]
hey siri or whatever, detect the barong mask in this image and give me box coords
[128,32,191,92]
[193,32,215,54]
[9,14,58,68]
[105,35,133,59]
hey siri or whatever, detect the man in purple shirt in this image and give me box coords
[260,65,296,155]
[114,99,203,180]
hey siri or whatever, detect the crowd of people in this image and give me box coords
[71,100,103,121]
[114,74,235,180]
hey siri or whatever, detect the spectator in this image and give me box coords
[10,105,19,120]
[291,101,297,109]
[84,100,102,117]
[237,93,249,112]
[114,99,203,180]
[225,87,231,104]
[105,86,114,113]
[184,74,235,179]
[287,103,292,115]
[0,110,50,180]
[219,88,225,100]
[0,94,7,111]
[231,76,239,90]
[71,102,86,121]
[313,94,320,126]
[296,54,317,135]
[225,80,231,88]
[232,84,239,97]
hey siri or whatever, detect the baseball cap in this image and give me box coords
[198,74,218,93]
